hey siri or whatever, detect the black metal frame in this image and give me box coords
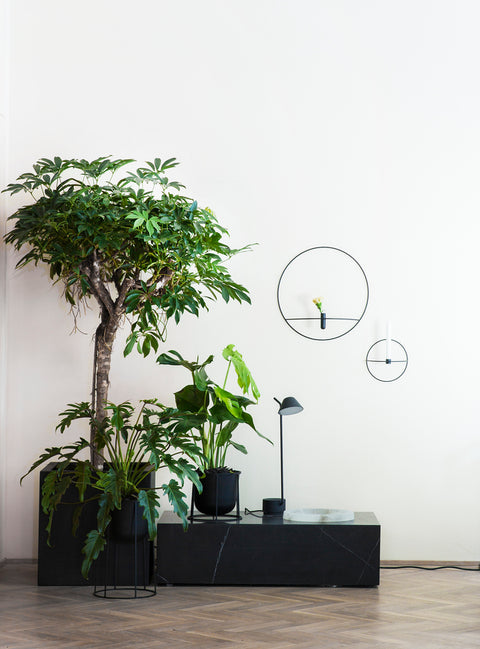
[277,246,369,341]
[188,471,242,522]
[93,500,156,599]
[365,338,409,382]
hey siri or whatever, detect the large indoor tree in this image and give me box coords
[3,156,251,466]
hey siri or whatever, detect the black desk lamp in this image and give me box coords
[262,396,303,516]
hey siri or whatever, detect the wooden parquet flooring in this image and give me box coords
[1,563,480,648]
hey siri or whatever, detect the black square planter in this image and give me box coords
[38,463,154,586]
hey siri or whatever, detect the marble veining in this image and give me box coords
[211,526,231,584]
[356,537,381,585]
[317,525,379,584]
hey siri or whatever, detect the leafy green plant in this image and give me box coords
[3,156,252,465]
[156,344,270,471]
[21,399,203,578]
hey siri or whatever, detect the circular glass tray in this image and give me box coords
[284,508,355,523]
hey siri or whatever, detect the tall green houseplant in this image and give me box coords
[3,156,252,466]
[157,344,270,471]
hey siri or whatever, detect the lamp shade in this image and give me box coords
[277,396,303,416]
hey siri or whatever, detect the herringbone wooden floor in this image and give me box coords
[1,563,480,648]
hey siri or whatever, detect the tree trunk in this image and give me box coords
[90,306,122,467]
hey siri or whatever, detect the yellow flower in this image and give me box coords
[313,297,322,312]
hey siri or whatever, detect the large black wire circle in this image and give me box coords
[277,246,369,341]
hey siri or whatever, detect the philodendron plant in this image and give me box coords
[156,344,270,471]
[21,399,203,578]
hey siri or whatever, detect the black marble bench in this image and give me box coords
[156,511,380,587]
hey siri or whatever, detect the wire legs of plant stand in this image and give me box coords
[93,508,156,599]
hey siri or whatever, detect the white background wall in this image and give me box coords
[2,0,480,561]
[0,0,10,562]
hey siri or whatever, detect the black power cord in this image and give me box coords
[381,565,480,572]
[244,507,265,518]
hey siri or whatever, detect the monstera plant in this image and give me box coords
[156,344,270,516]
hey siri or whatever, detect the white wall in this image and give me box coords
[0,0,10,563]
[4,0,480,560]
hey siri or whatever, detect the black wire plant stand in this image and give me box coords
[277,246,369,341]
[93,500,157,599]
[365,338,409,382]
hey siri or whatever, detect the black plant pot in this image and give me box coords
[110,498,148,542]
[193,468,240,516]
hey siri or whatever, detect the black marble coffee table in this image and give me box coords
[156,511,380,587]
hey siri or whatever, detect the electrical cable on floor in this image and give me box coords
[381,565,480,571]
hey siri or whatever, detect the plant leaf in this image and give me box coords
[95,469,123,509]
[213,386,243,419]
[73,461,93,502]
[229,440,248,454]
[138,489,160,539]
[222,344,260,401]
[174,384,205,412]
[162,479,189,529]
[81,529,107,579]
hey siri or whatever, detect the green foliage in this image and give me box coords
[81,530,107,580]
[162,479,190,525]
[157,345,270,470]
[10,156,258,577]
[22,397,204,578]
[222,344,260,401]
[137,489,161,539]
[3,155,252,356]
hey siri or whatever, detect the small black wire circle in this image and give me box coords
[365,339,408,382]
[277,246,369,341]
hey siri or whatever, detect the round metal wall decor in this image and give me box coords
[365,339,408,382]
[277,246,369,341]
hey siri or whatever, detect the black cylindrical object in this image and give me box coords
[194,469,240,516]
[110,498,148,542]
[262,497,285,516]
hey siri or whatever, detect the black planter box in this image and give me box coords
[38,463,154,586]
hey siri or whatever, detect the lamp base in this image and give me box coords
[262,498,285,516]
